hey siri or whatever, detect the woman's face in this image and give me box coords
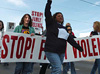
[56,13,63,24]
[67,27,72,34]
[24,15,30,26]
[0,22,2,29]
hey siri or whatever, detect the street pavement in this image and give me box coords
[0,61,98,74]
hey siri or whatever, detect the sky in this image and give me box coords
[0,0,100,37]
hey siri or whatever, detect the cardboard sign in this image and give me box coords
[6,22,15,32]
[32,11,43,28]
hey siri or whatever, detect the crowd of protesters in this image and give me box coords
[0,0,100,74]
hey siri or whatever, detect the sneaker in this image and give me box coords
[67,71,71,74]
[40,65,42,68]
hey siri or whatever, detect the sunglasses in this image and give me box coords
[67,29,72,31]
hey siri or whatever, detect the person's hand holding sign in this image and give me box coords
[31,33,35,36]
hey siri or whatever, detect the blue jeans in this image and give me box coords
[91,59,100,74]
[14,62,34,74]
[45,52,65,74]
[63,62,76,74]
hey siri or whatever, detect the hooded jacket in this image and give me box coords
[44,0,83,53]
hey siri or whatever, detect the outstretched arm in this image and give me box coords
[45,0,52,19]
[67,35,83,52]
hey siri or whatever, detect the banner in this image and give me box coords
[0,32,100,63]
[65,36,100,62]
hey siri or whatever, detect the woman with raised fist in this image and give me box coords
[44,0,83,74]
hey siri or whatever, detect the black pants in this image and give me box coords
[39,63,49,74]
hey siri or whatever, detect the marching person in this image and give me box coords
[39,29,49,74]
[90,21,100,74]
[63,25,76,74]
[14,14,35,74]
[44,0,83,74]
[0,20,4,31]
[66,23,75,36]
[0,20,9,66]
[0,20,4,64]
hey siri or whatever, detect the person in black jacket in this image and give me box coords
[90,21,100,74]
[44,0,83,74]
[63,25,76,74]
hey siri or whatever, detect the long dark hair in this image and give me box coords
[0,20,4,30]
[19,14,32,27]
[52,12,64,24]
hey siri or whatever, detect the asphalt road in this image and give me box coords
[0,61,98,74]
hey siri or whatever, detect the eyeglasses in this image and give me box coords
[67,29,72,31]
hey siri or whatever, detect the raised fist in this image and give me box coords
[48,0,52,2]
